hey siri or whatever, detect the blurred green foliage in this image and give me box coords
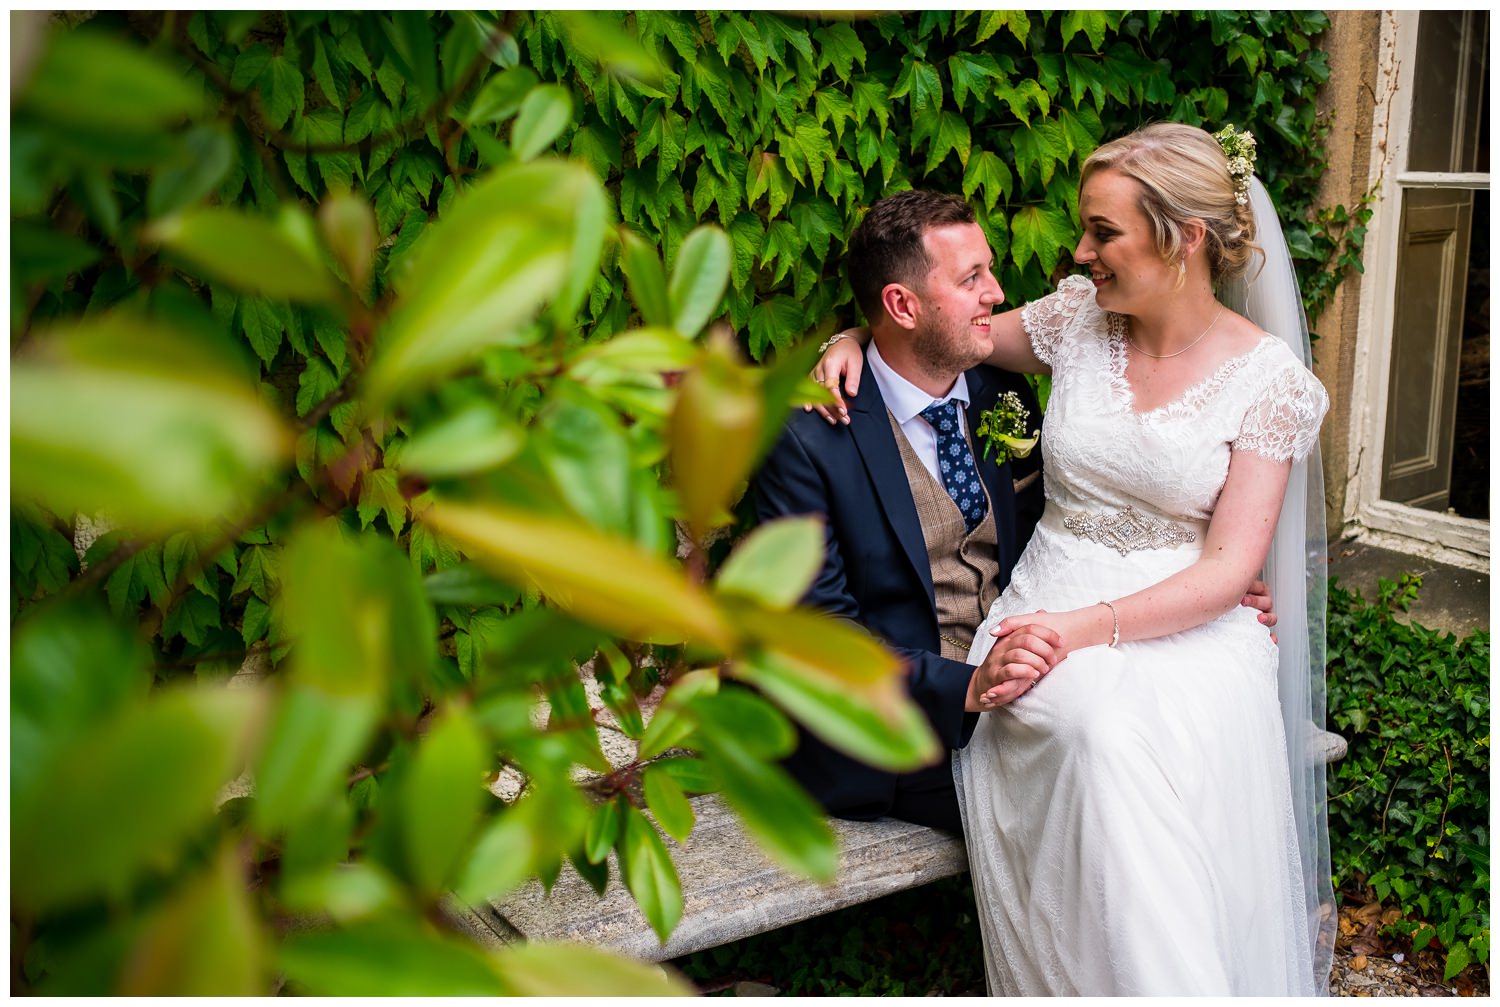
[9,11,939,995]
[1326,574,1490,981]
[10,11,1358,995]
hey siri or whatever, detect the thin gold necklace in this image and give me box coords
[1128,306,1224,359]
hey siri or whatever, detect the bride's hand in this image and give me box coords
[980,607,1112,704]
[974,620,1062,709]
[804,328,869,425]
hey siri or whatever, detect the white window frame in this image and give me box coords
[1344,11,1490,571]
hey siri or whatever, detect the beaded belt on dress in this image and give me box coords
[1042,504,1205,556]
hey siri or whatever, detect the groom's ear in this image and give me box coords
[881,282,922,330]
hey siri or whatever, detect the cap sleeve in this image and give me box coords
[1233,357,1329,462]
[1020,274,1096,368]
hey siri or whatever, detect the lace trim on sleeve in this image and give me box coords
[1020,274,1095,368]
[1233,359,1330,462]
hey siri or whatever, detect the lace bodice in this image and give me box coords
[1021,275,1329,522]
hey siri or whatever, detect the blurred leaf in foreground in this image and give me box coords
[11,312,291,534]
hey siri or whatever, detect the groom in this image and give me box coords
[751,190,1056,833]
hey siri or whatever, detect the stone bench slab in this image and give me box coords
[450,794,968,962]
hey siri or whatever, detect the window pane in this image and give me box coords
[1407,11,1488,173]
[1448,188,1489,520]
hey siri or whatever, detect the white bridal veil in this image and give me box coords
[1222,175,1336,993]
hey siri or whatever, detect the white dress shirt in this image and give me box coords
[867,340,971,487]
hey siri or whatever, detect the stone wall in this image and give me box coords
[1311,11,1383,533]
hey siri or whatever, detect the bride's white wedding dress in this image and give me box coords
[957,275,1328,995]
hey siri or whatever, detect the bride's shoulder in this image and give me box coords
[1021,275,1106,339]
[1241,332,1329,409]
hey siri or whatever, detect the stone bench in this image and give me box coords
[447,728,1348,963]
[446,794,967,962]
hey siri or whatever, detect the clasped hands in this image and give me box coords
[966,579,1277,711]
[966,617,1063,712]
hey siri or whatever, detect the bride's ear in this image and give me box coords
[881,282,921,330]
[1181,219,1209,260]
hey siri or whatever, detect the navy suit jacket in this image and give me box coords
[751,363,1044,820]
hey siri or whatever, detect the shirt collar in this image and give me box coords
[867,340,971,425]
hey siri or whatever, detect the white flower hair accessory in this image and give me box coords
[1213,124,1257,205]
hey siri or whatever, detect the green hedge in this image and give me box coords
[1327,574,1490,980]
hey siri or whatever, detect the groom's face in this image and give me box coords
[910,222,1004,375]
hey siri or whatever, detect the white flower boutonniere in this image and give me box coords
[976,391,1039,465]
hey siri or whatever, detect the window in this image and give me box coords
[1351,11,1489,562]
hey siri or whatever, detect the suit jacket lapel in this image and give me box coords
[846,379,935,605]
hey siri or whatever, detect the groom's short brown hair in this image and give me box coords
[848,189,976,322]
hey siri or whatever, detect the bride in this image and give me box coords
[812,123,1333,994]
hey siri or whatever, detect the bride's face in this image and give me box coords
[1072,169,1177,316]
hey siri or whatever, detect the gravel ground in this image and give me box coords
[1331,949,1486,997]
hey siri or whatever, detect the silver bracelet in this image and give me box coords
[1099,600,1120,648]
[817,332,851,354]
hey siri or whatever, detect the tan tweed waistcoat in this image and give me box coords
[888,411,1001,661]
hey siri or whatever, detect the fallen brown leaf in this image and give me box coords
[1350,954,1368,971]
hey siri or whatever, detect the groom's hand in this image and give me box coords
[967,623,1062,712]
[1240,578,1278,638]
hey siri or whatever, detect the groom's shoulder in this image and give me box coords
[775,401,856,451]
[966,363,1032,406]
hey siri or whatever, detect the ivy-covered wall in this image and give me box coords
[522,10,1343,357]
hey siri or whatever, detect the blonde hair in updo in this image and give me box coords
[1080,122,1260,285]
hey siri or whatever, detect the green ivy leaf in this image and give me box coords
[994,78,1050,125]
[1059,10,1109,51]
[1010,119,1070,187]
[812,23,866,83]
[1226,33,1266,74]
[948,52,1004,112]
[162,591,223,647]
[261,54,306,130]
[890,59,942,113]
[851,77,892,137]
[976,9,1030,46]
[163,532,219,600]
[1057,106,1104,160]
[962,149,1014,213]
[925,110,972,174]
[357,468,408,535]
[570,124,622,182]
[747,295,804,361]
[296,355,341,417]
[1009,201,1073,274]
[241,596,271,646]
[745,150,794,219]
[232,544,278,602]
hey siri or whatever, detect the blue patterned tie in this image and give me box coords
[920,400,988,533]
